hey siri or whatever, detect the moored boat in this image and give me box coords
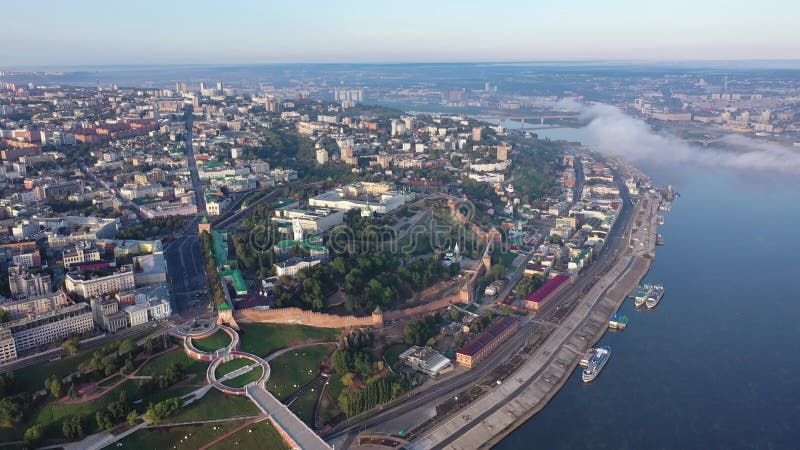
[646,284,665,309]
[582,345,611,383]
[633,284,652,307]
[609,314,629,330]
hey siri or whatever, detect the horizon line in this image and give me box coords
[5,58,800,71]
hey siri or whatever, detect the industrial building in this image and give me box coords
[399,346,454,378]
[456,317,519,368]
[525,274,571,311]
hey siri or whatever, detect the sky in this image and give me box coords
[2,0,799,66]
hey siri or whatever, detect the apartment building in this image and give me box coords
[2,304,94,358]
[0,291,69,321]
[65,266,135,299]
[62,244,101,268]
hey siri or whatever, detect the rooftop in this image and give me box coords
[458,316,517,357]
[526,274,570,304]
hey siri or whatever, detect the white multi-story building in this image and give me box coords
[123,304,149,327]
[0,329,18,362]
[308,184,406,215]
[9,267,51,300]
[2,304,94,358]
[43,216,118,249]
[62,244,101,268]
[65,266,135,299]
[119,183,170,200]
[205,196,231,216]
[272,206,345,234]
[0,291,69,321]
[274,257,321,278]
[11,252,39,267]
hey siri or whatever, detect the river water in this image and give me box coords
[492,122,800,450]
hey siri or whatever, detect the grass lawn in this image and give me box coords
[138,349,208,379]
[11,379,142,441]
[139,385,199,407]
[221,366,263,388]
[97,374,124,388]
[164,389,259,424]
[12,349,101,393]
[267,344,333,401]
[289,387,319,428]
[383,343,409,371]
[238,323,338,358]
[191,330,232,352]
[0,374,203,442]
[11,328,158,392]
[317,374,345,427]
[215,358,253,378]
[105,420,244,450]
[208,419,290,450]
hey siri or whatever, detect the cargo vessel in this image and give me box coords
[609,314,628,330]
[646,284,665,309]
[582,346,611,383]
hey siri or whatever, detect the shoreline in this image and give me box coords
[481,255,652,449]
[481,190,659,449]
[410,186,660,450]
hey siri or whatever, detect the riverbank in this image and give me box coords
[410,189,659,450]
[481,254,652,449]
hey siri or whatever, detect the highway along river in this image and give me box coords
[494,123,800,450]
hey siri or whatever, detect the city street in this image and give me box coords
[164,235,206,313]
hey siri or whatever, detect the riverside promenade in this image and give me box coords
[411,192,659,450]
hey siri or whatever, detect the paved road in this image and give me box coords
[214,187,284,230]
[184,108,206,214]
[165,235,206,314]
[246,384,332,450]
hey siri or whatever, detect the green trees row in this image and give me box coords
[399,257,459,291]
[403,313,445,347]
[144,397,182,425]
[95,391,131,431]
[332,330,377,380]
[510,138,560,205]
[516,275,544,298]
[200,231,225,307]
[337,373,412,418]
[276,250,458,315]
[231,231,274,280]
[117,216,187,240]
[62,414,86,440]
[138,362,185,393]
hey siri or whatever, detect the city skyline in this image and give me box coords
[2,0,799,66]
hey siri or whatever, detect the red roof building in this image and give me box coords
[456,316,519,368]
[525,274,570,311]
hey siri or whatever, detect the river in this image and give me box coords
[492,122,800,450]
